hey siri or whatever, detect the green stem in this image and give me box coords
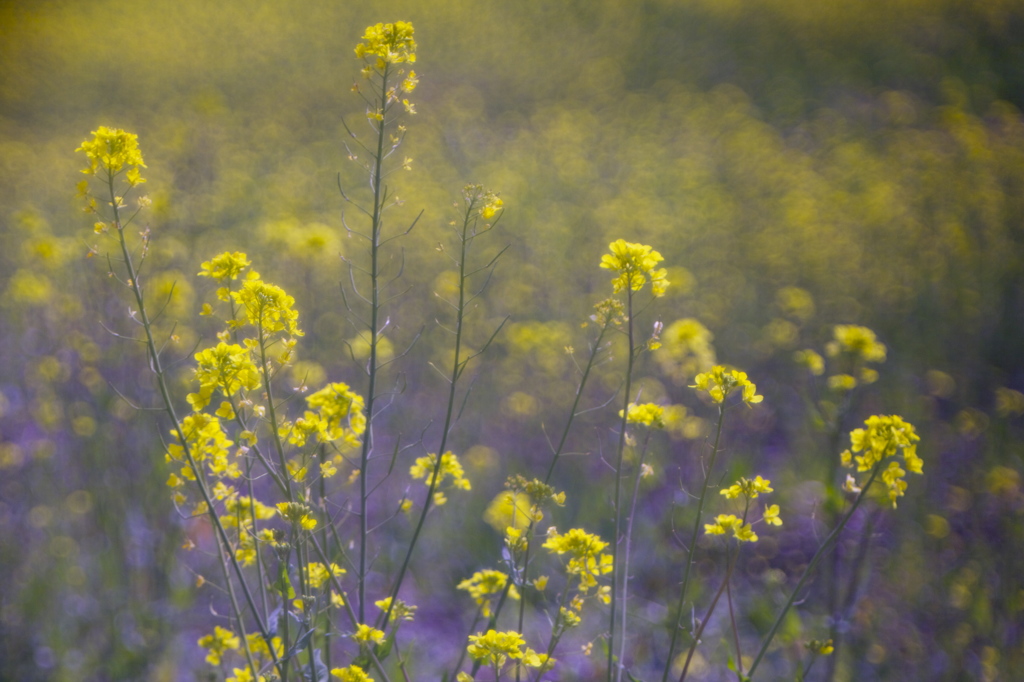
[662,405,726,682]
[608,288,636,682]
[357,62,391,623]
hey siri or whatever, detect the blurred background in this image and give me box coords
[2,0,1023,679]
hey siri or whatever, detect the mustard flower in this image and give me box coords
[466,629,528,668]
[691,365,763,405]
[231,274,303,337]
[458,570,519,617]
[294,382,367,448]
[187,342,261,411]
[543,527,609,559]
[720,475,773,500]
[198,251,252,283]
[839,415,922,508]
[331,665,374,682]
[763,504,783,526]
[353,623,386,645]
[463,184,504,220]
[305,562,345,590]
[76,126,146,178]
[794,349,825,376]
[409,451,471,491]
[166,413,237,480]
[198,625,240,666]
[704,514,758,542]
[355,21,417,65]
[600,239,669,297]
[375,596,417,622]
[825,325,887,363]
[621,402,666,428]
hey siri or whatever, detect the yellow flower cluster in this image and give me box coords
[466,630,552,671]
[76,126,147,181]
[166,414,238,495]
[287,382,366,448]
[691,366,763,405]
[827,325,887,363]
[331,665,373,682]
[187,342,262,411]
[375,596,417,622]
[354,21,417,65]
[463,184,504,220]
[197,625,240,666]
[409,451,471,493]
[840,415,922,507]
[353,623,386,645]
[231,274,303,338]
[720,475,773,500]
[621,402,666,428]
[543,527,614,594]
[705,514,759,542]
[458,569,519,617]
[198,251,252,283]
[304,561,345,590]
[600,239,669,297]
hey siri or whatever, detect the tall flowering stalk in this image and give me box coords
[598,239,668,681]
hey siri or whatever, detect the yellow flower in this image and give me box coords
[198,251,251,282]
[354,21,417,65]
[458,570,519,616]
[621,402,666,428]
[763,504,783,526]
[410,451,471,491]
[720,475,773,500]
[305,562,345,590]
[704,514,758,542]
[331,665,374,682]
[466,629,527,668]
[231,274,303,338]
[76,126,146,178]
[197,625,240,666]
[691,366,762,405]
[827,325,887,363]
[353,623,385,645]
[841,415,922,508]
[599,239,668,297]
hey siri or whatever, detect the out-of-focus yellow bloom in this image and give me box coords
[825,325,887,363]
[458,570,519,617]
[621,402,666,428]
[197,625,240,666]
[410,451,471,491]
[794,349,825,376]
[331,664,373,682]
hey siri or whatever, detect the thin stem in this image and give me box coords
[618,429,653,677]
[678,544,739,682]
[746,462,884,678]
[608,288,636,682]
[357,61,391,623]
[662,405,726,682]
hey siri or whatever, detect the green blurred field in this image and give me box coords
[2,1,1024,679]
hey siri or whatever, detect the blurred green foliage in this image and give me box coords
[2,0,1024,679]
